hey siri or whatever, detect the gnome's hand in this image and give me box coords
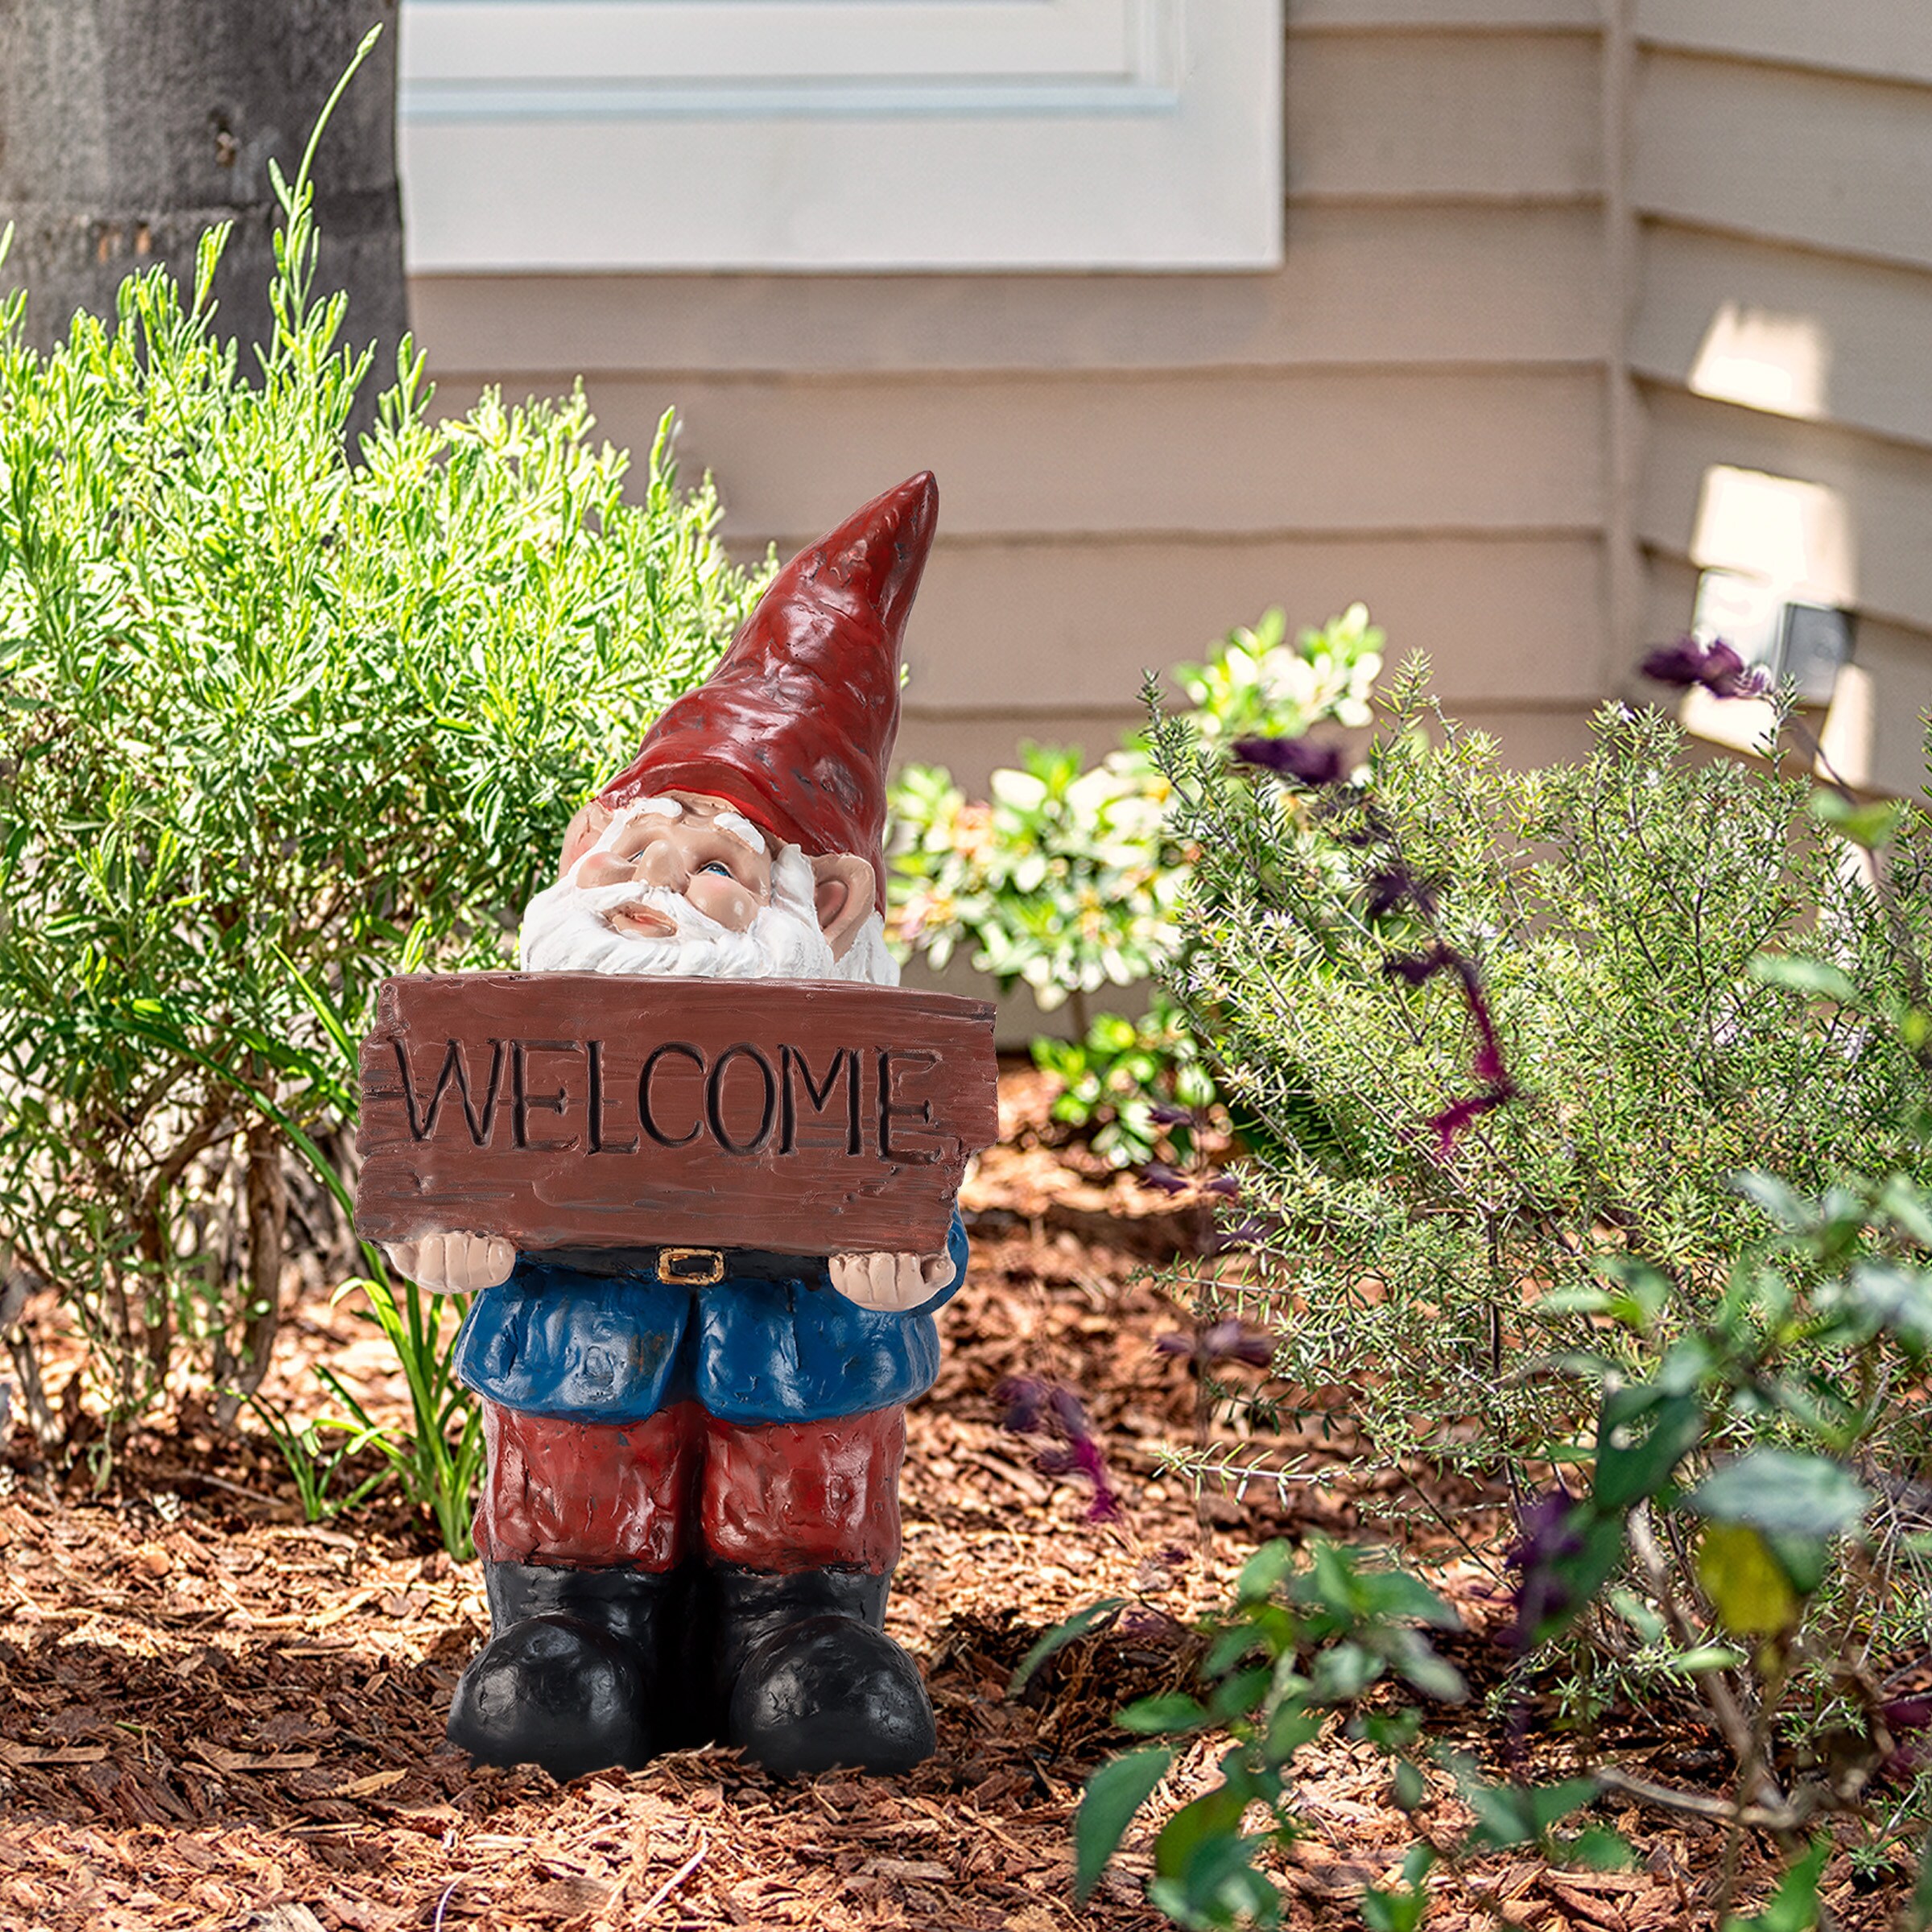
[829,1251,954,1313]
[382,1232,518,1295]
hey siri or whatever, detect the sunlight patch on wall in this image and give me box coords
[1689,304,1830,421]
[1690,465,1855,605]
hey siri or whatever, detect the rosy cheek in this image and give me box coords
[576,849,634,889]
[686,873,757,931]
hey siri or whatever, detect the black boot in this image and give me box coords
[716,1566,936,1777]
[448,1562,690,1778]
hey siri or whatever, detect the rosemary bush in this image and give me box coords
[0,159,759,1484]
[1148,661,1926,1501]
[1088,658,1932,1918]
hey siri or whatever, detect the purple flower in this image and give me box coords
[1882,1698,1932,1781]
[1155,1319,1277,1368]
[1382,950,1448,987]
[1232,736,1347,787]
[1216,1219,1269,1247]
[1387,949,1519,1157]
[1037,1437,1123,1521]
[1147,1101,1196,1128]
[1366,868,1414,919]
[1200,1174,1242,1200]
[1048,1384,1094,1444]
[1427,1087,1517,1159]
[995,1376,1051,1436]
[1137,1162,1190,1195]
[1505,1487,1590,1653]
[1640,635,1772,700]
[996,1377,1124,1522]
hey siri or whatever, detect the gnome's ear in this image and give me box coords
[811,852,878,960]
[559,802,613,878]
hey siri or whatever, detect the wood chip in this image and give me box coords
[1542,1876,1629,1931]
[242,1906,328,1932]
[334,1769,408,1799]
[863,1859,954,1881]
[0,1741,109,1766]
[309,1587,382,1630]
[193,1745,320,1773]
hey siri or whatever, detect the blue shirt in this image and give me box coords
[453,1212,968,1426]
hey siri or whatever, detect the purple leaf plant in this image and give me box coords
[996,1375,1124,1522]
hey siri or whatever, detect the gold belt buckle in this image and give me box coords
[656,1246,726,1287]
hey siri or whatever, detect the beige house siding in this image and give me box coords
[1626,5,1932,794]
[410,3,1932,799]
[411,1,1616,791]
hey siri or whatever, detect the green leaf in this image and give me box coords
[1462,1774,1600,1850]
[1117,1694,1211,1736]
[1746,952,1860,1005]
[1688,1451,1871,1541]
[1810,789,1904,851]
[1362,1877,1430,1932]
[1154,1780,1256,1883]
[1236,1540,1296,1604]
[1075,1746,1173,1901]
[1385,1631,1468,1705]
[1878,1175,1932,1247]
[1732,1171,1811,1232]
[1392,1760,1426,1812]
[1763,1530,1831,1596]
[1593,1389,1703,1510]
[1207,1666,1274,1724]
[1263,1699,1322,1761]
[1569,1826,1637,1872]
[1310,1641,1382,1702]
[1663,1641,1751,1674]
[1606,1586,1666,1645]
[1160,1832,1282,1929]
[1720,1836,1830,1932]
[1843,1260,1932,1356]
[1205,1624,1263,1677]
[1008,1598,1127,1696]
[1353,1567,1463,1631]
[1589,1255,1674,1326]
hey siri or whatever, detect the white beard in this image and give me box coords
[519,837,899,986]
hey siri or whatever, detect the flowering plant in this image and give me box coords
[886,608,1386,1169]
[1073,649,1932,1923]
[888,744,1181,1023]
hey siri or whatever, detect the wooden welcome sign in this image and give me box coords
[353,973,998,1257]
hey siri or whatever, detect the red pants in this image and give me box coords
[475,1400,906,1575]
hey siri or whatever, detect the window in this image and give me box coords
[398,0,1283,270]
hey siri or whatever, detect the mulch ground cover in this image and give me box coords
[0,1073,1917,1930]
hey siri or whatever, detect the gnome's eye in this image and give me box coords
[698,861,734,879]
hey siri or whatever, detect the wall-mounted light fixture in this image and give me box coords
[1689,464,1857,706]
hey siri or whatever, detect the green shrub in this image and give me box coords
[0,157,760,1489]
[889,741,1180,1028]
[1148,662,1925,1497]
[887,606,1384,1161]
[1030,996,1218,1170]
[1089,660,1932,1918]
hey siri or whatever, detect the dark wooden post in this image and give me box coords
[0,0,407,377]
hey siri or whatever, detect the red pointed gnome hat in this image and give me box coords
[598,473,938,911]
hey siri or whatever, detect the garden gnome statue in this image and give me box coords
[381,475,965,1780]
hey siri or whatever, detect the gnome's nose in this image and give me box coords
[636,840,686,890]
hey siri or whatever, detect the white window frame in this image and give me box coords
[398,0,1283,272]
